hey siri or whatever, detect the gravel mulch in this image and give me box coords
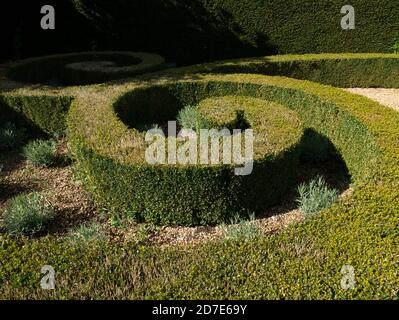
[344,88,399,112]
[0,143,98,234]
[0,142,350,246]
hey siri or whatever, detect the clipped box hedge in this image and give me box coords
[179,53,399,88]
[67,72,381,226]
[0,53,398,298]
[3,51,165,86]
[0,93,74,137]
[72,91,303,226]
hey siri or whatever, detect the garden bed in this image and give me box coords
[0,53,398,299]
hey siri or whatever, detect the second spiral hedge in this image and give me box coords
[4,51,165,86]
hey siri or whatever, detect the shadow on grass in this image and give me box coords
[257,129,350,219]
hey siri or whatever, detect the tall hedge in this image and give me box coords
[72,0,399,64]
[5,1,398,64]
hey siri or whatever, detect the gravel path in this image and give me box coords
[344,88,399,112]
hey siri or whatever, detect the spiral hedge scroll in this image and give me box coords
[1,54,398,225]
[1,53,399,298]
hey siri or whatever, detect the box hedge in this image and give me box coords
[71,86,303,226]
[0,53,398,298]
[3,51,165,86]
[0,94,73,137]
[67,72,381,225]
[178,53,399,88]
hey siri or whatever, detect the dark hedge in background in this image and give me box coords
[0,0,94,62]
[2,0,398,65]
[71,0,399,64]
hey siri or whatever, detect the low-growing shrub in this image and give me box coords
[0,122,25,151]
[1,54,399,299]
[23,140,57,167]
[2,193,54,236]
[79,90,302,226]
[222,213,261,241]
[177,105,214,131]
[0,95,74,137]
[296,176,339,217]
[182,53,399,88]
[66,222,107,244]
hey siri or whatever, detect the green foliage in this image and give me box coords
[0,95,74,137]
[71,1,399,64]
[1,53,399,299]
[0,122,25,151]
[66,222,107,245]
[69,55,397,226]
[222,212,261,241]
[296,176,339,217]
[73,86,303,226]
[23,140,57,167]
[2,193,54,236]
[186,53,399,88]
[391,34,399,53]
[5,51,165,86]
[177,105,214,131]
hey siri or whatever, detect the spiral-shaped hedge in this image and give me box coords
[3,51,165,86]
[1,53,399,298]
[1,53,398,227]
[75,89,303,225]
[66,70,387,226]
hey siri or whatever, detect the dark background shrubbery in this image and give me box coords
[1,0,398,65]
[0,1,93,62]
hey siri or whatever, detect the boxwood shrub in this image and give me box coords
[178,53,399,88]
[4,51,165,86]
[72,88,303,226]
[0,94,74,137]
[0,53,398,298]
[67,70,384,226]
